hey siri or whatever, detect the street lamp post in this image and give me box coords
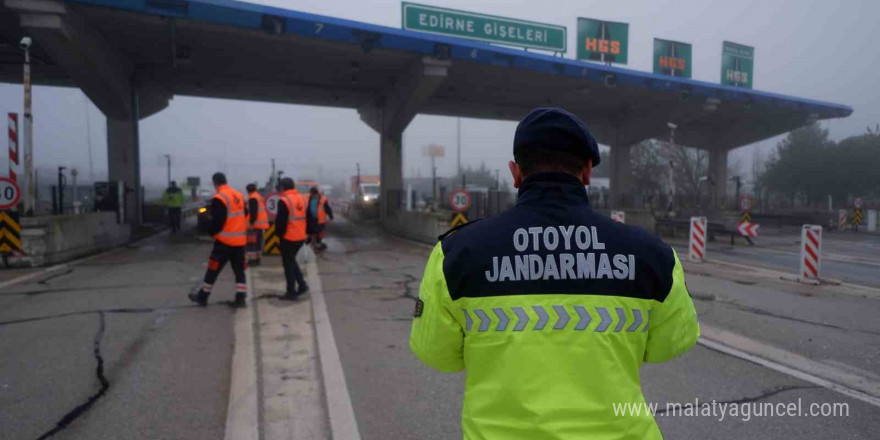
[164,154,171,187]
[21,37,34,215]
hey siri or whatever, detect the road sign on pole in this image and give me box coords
[0,210,22,254]
[450,212,468,228]
[739,196,753,212]
[610,210,625,224]
[721,41,754,89]
[854,197,863,209]
[0,177,21,210]
[402,2,567,52]
[653,38,692,78]
[265,193,282,216]
[799,225,822,280]
[737,222,759,237]
[688,216,707,262]
[450,189,471,212]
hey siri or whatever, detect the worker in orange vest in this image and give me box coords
[246,183,269,266]
[306,186,334,251]
[189,172,248,308]
[275,177,308,300]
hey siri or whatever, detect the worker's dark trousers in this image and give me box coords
[168,207,182,232]
[280,239,307,295]
[201,241,247,298]
[246,229,264,261]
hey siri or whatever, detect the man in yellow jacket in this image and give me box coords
[410,108,699,440]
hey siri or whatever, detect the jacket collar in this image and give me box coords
[516,172,590,207]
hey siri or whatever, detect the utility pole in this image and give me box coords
[271,158,276,190]
[22,36,34,215]
[457,117,462,188]
[57,166,66,214]
[164,154,171,187]
[71,168,80,214]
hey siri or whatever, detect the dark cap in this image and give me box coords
[513,108,601,166]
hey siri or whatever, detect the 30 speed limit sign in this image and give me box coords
[450,189,471,212]
[265,193,282,216]
[0,177,21,210]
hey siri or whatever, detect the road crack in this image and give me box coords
[653,384,821,415]
[34,312,110,440]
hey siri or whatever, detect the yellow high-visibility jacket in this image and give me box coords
[410,172,700,440]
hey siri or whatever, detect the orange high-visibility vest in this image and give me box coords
[249,192,269,230]
[317,195,329,225]
[214,185,247,246]
[280,189,307,242]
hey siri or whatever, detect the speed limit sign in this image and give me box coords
[854,197,863,209]
[0,177,21,210]
[265,193,282,216]
[450,189,471,212]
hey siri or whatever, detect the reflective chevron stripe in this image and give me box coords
[552,305,569,330]
[463,309,473,332]
[493,308,509,331]
[594,307,612,332]
[474,309,491,332]
[511,307,529,331]
[573,306,591,331]
[462,305,650,333]
[532,305,549,330]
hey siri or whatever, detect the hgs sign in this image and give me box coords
[576,17,629,64]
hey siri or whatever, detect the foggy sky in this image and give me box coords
[1,0,878,191]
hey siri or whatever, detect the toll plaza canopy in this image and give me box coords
[0,0,852,149]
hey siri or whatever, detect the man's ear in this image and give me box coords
[580,159,593,186]
[509,160,524,188]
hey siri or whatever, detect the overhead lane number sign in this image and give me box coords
[653,38,692,78]
[721,41,754,89]
[576,17,629,64]
[402,2,567,53]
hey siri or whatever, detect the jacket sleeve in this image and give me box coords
[275,201,288,238]
[409,242,465,372]
[209,198,226,236]
[248,198,259,225]
[324,200,334,220]
[644,249,700,363]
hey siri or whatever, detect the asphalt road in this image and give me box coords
[672,228,880,288]
[0,223,236,440]
[319,218,880,440]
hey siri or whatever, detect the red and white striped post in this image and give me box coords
[838,209,846,231]
[799,225,822,280]
[688,216,707,262]
[7,113,17,182]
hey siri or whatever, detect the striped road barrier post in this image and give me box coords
[799,225,822,281]
[688,216,707,262]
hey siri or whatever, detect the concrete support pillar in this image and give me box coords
[609,144,633,208]
[358,56,450,220]
[380,129,403,219]
[107,116,141,224]
[709,148,728,209]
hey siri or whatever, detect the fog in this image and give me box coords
[1,0,877,192]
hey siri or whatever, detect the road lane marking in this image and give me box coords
[224,267,259,440]
[0,228,173,290]
[306,256,362,440]
[700,324,880,408]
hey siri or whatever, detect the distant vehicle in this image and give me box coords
[197,188,213,200]
[197,202,212,233]
[351,175,381,204]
